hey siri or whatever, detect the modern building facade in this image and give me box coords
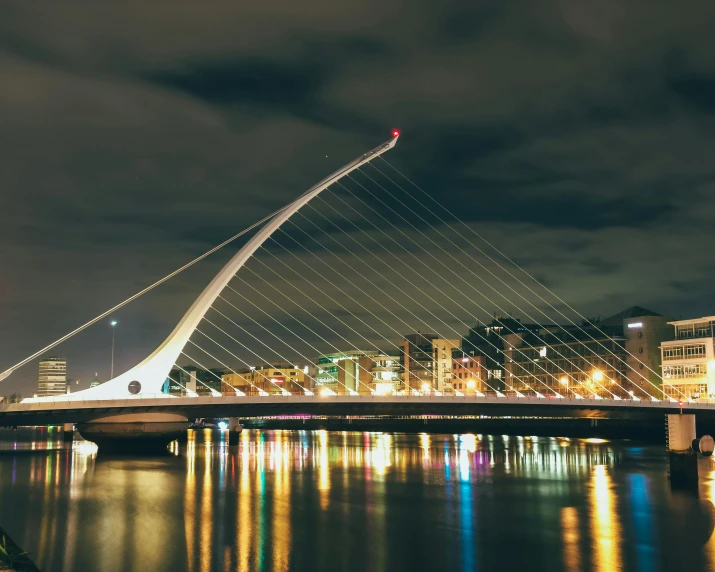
[660,316,715,400]
[37,357,67,397]
[315,351,400,394]
[503,307,667,399]
[399,333,438,393]
[462,318,542,392]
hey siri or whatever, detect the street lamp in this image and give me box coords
[110,320,118,379]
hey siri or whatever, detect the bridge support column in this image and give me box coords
[77,413,189,455]
[228,417,242,446]
[62,423,74,443]
[667,413,698,488]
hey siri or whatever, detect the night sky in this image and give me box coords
[2,1,715,395]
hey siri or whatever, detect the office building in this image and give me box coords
[315,351,400,394]
[399,333,438,393]
[462,318,542,392]
[503,307,667,398]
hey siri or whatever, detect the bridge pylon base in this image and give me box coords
[77,413,189,455]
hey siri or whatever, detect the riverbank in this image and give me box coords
[0,526,40,572]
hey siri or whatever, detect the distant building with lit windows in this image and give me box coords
[315,351,399,394]
[660,316,715,400]
[399,333,438,393]
[37,357,67,397]
[431,338,461,393]
[503,307,668,399]
[165,365,225,396]
[452,352,488,394]
[222,363,312,395]
[462,318,542,392]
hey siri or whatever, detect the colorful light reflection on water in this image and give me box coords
[0,429,715,571]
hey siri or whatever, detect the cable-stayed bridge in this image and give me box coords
[0,132,705,450]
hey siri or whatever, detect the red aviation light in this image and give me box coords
[392,129,401,137]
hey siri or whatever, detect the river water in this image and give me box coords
[1,428,715,572]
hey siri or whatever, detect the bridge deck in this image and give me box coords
[0,395,709,426]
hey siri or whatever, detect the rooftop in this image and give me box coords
[668,316,715,326]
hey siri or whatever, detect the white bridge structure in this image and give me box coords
[0,132,707,451]
[5,134,399,402]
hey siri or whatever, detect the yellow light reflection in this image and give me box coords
[237,431,252,572]
[420,433,430,462]
[590,465,621,572]
[561,507,581,572]
[185,431,196,572]
[272,432,291,572]
[200,438,213,572]
[318,430,330,510]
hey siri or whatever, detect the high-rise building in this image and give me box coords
[38,357,67,397]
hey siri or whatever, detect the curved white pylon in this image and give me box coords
[29,134,399,402]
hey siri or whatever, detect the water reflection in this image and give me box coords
[3,429,715,571]
[590,464,621,571]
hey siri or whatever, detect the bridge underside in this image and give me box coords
[0,396,706,427]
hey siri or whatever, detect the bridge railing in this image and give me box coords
[3,392,709,413]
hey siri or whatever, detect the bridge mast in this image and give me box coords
[22,133,400,402]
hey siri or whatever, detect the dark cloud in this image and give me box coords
[2,0,715,394]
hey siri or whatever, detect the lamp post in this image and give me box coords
[110,320,118,379]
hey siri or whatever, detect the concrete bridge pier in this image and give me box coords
[228,417,242,445]
[62,422,74,443]
[667,413,698,488]
[76,413,189,455]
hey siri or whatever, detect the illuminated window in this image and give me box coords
[685,344,706,358]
